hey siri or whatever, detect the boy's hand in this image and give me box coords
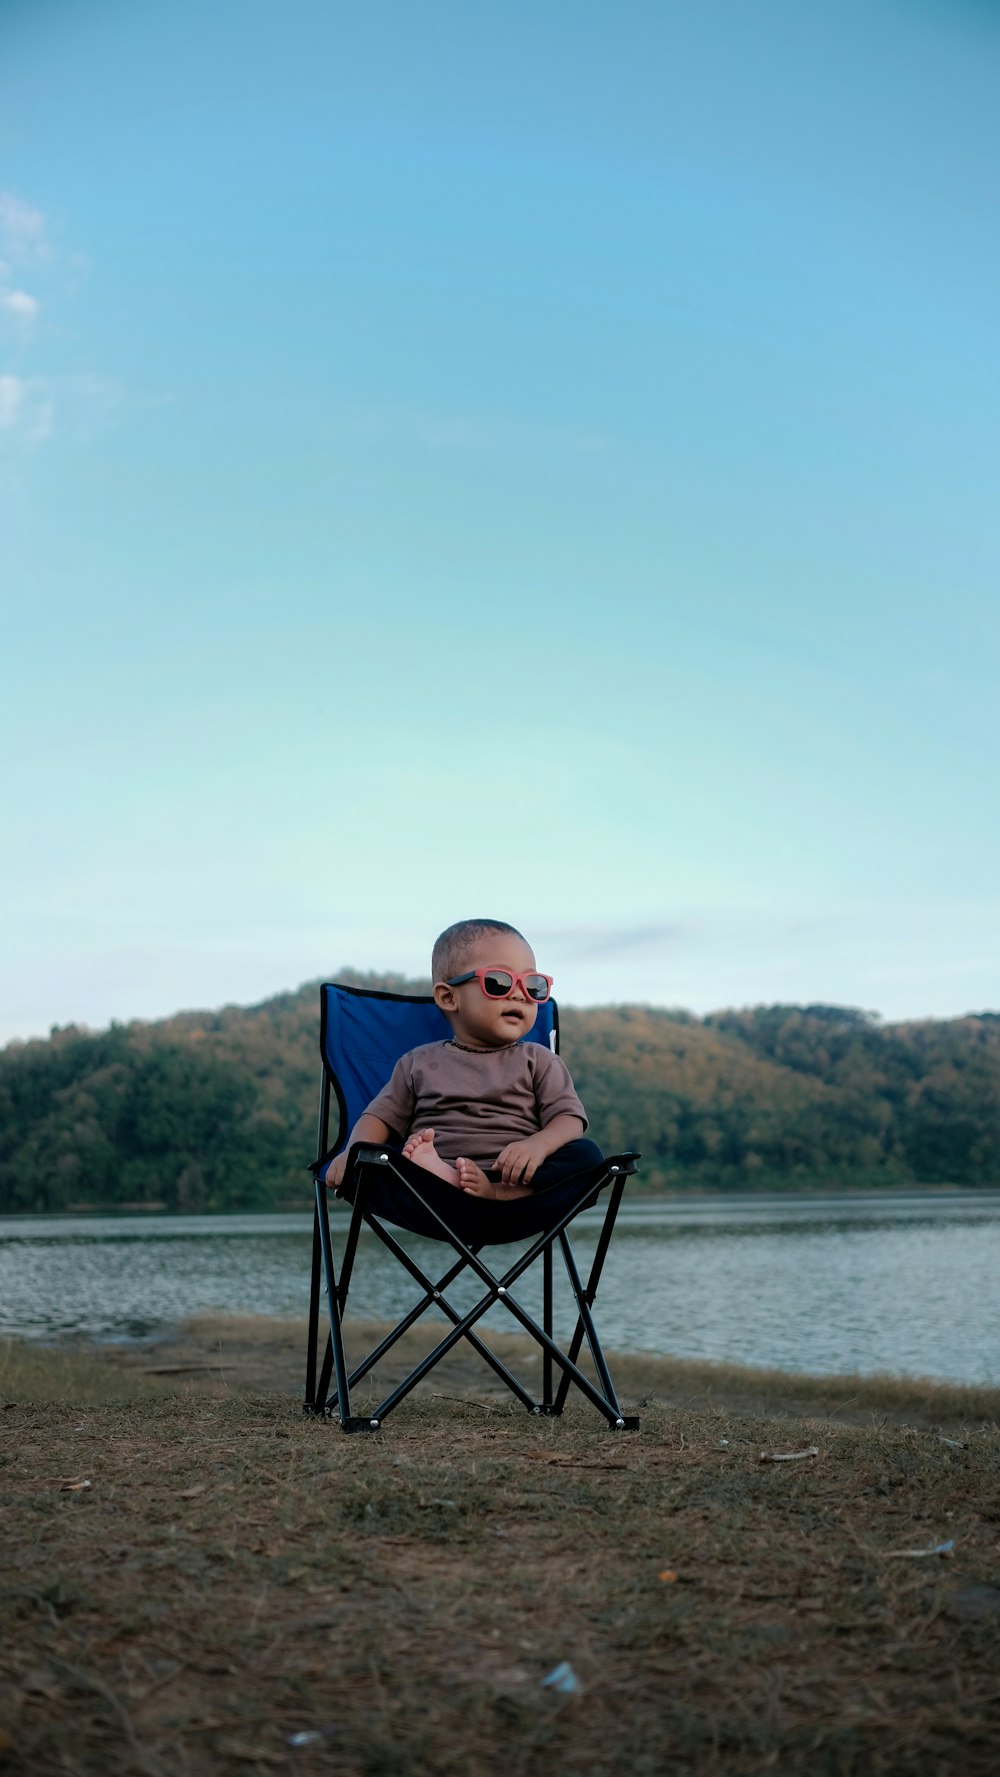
[494,1135,548,1189]
[323,1152,349,1190]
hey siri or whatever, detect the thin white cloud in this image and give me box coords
[0,192,48,260]
[1,194,49,429]
[0,371,117,444]
[546,921,688,960]
[0,192,117,447]
[0,372,54,441]
[3,289,38,327]
[344,401,613,460]
[0,373,23,428]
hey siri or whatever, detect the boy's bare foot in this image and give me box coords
[456,1157,533,1200]
[402,1128,460,1186]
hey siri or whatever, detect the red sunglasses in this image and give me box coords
[446,966,553,1003]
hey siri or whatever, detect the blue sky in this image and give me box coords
[2,0,999,1043]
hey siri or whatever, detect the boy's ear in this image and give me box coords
[433,981,458,1014]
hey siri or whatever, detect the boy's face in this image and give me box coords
[433,932,544,1050]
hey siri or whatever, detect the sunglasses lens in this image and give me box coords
[482,970,514,997]
[525,975,549,1001]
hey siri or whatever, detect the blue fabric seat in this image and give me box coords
[305,982,640,1432]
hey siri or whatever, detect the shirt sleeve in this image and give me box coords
[363,1054,416,1140]
[531,1048,588,1131]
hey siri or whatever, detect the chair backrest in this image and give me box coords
[320,982,558,1157]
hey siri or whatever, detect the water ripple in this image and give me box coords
[2,1192,998,1384]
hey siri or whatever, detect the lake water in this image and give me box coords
[1,1191,998,1386]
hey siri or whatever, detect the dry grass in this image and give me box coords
[0,1339,159,1408]
[1,1324,999,1776]
[48,1313,1000,1436]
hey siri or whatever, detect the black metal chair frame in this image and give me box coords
[304,995,640,1434]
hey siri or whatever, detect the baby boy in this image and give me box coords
[324,919,603,1199]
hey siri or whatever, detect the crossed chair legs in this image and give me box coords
[305,1146,640,1433]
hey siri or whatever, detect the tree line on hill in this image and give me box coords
[1,973,999,1214]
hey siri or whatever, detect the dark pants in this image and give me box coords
[526,1138,605,1191]
[337,1137,607,1246]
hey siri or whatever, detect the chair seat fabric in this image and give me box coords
[322,984,556,1157]
[339,1146,606,1244]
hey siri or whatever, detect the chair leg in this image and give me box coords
[309,1188,369,1415]
[552,1173,635,1423]
[543,1242,554,1410]
[304,1203,323,1411]
[555,1229,628,1418]
[313,1177,357,1424]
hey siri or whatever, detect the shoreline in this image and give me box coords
[4,1179,1000,1225]
[4,1311,998,1434]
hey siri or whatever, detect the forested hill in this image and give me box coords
[2,975,999,1213]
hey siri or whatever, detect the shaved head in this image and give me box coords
[431,919,527,983]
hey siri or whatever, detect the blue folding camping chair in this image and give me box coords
[304,982,640,1432]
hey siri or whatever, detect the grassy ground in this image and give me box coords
[1,1319,999,1776]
